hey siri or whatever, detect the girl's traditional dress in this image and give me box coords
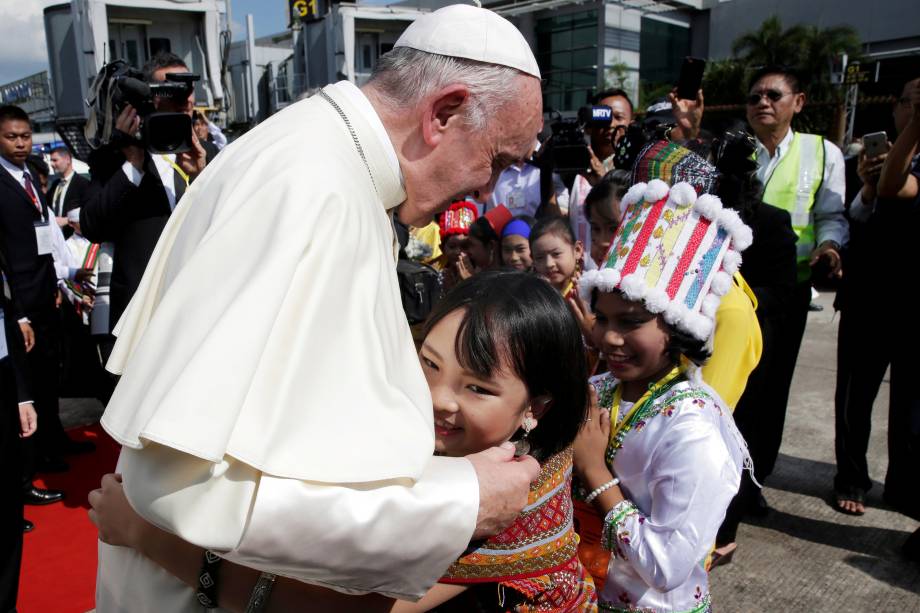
[576,366,747,612]
[575,177,755,612]
[441,447,598,612]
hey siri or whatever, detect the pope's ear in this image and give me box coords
[422,84,470,146]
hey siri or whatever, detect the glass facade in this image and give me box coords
[639,17,690,93]
[536,9,599,112]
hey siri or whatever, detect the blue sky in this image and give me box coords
[228,0,288,40]
[0,0,358,85]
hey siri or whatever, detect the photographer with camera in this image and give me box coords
[81,53,208,337]
[569,89,633,268]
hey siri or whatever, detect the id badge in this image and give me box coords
[34,221,53,256]
[508,188,526,212]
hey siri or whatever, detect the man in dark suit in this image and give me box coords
[0,105,78,505]
[1,247,38,610]
[48,146,90,240]
[81,52,207,329]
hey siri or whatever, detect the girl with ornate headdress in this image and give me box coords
[572,178,754,613]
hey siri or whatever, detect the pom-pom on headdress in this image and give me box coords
[440,201,479,237]
[579,177,752,341]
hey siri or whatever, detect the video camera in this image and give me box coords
[540,105,615,174]
[85,60,200,154]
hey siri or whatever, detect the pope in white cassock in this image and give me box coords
[91,4,547,612]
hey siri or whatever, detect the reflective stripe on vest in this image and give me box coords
[761,132,825,283]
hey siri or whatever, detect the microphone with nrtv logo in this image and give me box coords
[591,105,613,126]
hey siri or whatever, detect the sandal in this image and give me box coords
[830,487,866,516]
[709,543,737,570]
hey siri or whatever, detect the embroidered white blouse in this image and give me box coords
[589,371,745,612]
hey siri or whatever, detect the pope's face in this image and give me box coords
[398,75,543,226]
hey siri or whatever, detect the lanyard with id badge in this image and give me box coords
[34,220,53,256]
[27,184,53,256]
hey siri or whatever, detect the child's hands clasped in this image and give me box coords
[573,386,613,483]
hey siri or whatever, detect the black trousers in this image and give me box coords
[833,301,920,503]
[0,358,24,612]
[21,312,65,482]
[757,282,811,479]
[717,312,781,545]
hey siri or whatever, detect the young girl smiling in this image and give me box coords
[90,271,598,612]
[530,216,584,300]
[573,179,753,613]
[499,215,535,272]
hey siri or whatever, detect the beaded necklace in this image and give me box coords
[604,364,687,466]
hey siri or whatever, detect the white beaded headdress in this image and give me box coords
[579,178,753,341]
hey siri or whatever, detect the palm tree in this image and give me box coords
[731,16,807,67]
[728,16,864,139]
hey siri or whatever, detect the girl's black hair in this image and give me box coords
[529,215,576,248]
[584,169,631,222]
[711,125,762,226]
[423,271,589,461]
[590,289,711,367]
[469,216,499,246]
[666,325,711,366]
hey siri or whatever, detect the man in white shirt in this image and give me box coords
[91,6,544,612]
[487,156,569,217]
[745,64,848,493]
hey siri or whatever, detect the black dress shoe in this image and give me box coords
[904,528,920,564]
[60,439,96,456]
[36,455,69,473]
[23,485,64,506]
[23,519,34,533]
[883,490,920,521]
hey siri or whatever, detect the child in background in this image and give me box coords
[436,201,478,291]
[466,205,512,273]
[500,215,535,271]
[89,271,598,612]
[584,170,630,267]
[530,216,584,300]
[573,178,753,613]
[61,208,98,321]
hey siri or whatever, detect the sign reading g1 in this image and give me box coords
[290,0,325,24]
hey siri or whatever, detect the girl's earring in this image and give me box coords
[513,417,537,457]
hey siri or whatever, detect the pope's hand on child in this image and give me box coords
[468,443,541,539]
[573,386,613,485]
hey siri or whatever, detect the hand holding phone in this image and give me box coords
[676,57,706,101]
[861,131,889,159]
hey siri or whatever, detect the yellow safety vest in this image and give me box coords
[760,132,825,283]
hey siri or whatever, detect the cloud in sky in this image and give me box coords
[0,0,286,83]
[0,1,52,85]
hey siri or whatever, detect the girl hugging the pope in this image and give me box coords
[90,270,599,612]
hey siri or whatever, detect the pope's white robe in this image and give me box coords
[95,81,479,612]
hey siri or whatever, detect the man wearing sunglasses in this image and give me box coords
[745,65,848,499]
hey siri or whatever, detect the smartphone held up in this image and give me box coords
[677,57,706,100]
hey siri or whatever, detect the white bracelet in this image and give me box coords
[584,477,620,504]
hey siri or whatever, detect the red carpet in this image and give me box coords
[19,424,120,613]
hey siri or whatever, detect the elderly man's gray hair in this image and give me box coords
[369,47,524,129]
